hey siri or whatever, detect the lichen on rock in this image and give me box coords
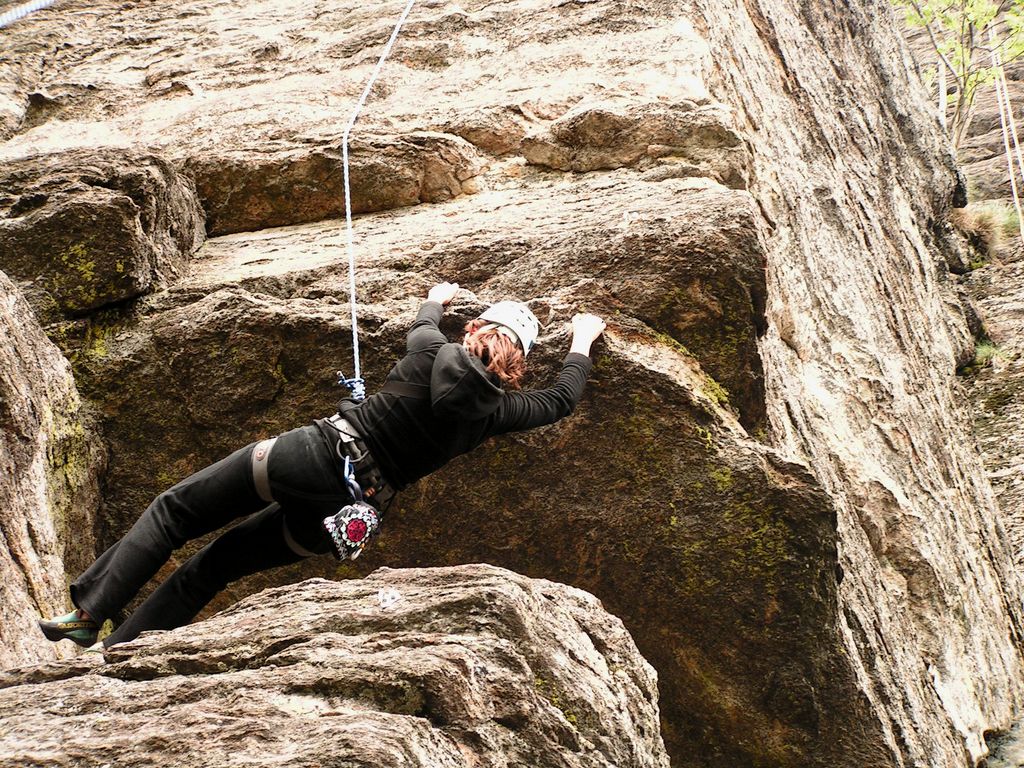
[0,149,205,318]
[0,270,104,669]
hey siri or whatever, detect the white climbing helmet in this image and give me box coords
[477,301,540,356]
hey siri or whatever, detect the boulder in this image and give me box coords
[186,133,484,236]
[0,565,670,768]
[522,100,752,187]
[74,168,768,546]
[0,150,204,318]
[0,270,105,669]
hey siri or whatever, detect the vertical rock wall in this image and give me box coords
[905,25,1024,589]
[962,259,1024,571]
[0,271,104,668]
[694,0,1024,763]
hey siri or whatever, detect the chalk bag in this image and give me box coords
[323,502,380,561]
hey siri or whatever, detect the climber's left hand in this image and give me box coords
[427,282,460,306]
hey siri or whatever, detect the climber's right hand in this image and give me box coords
[569,313,606,356]
[570,313,606,343]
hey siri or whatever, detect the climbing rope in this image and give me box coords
[989,30,1024,247]
[336,0,418,401]
[0,0,58,29]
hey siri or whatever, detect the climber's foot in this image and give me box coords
[38,609,99,648]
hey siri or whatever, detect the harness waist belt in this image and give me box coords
[380,379,430,398]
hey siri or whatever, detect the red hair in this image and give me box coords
[463,319,526,390]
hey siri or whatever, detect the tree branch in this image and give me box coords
[907,0,962,86]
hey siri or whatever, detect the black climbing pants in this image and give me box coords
[70,425,352,647]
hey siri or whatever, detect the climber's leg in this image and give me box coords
[102,502,314,647]
[68,442,266,627]
[100,425,349,647]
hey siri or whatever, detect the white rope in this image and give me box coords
[0,0,58,29]
[339,0,417,399]
[989,30,1024,247]
[937,58,947,131]
[992,71,1023,240]
[994,38,1024,245]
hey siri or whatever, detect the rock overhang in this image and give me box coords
[63,272,863,766]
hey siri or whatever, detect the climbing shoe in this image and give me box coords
[38,610,99,648]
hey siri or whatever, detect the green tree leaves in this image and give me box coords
[893,0,1024,151]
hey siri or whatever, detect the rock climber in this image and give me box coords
[39,282,606,650]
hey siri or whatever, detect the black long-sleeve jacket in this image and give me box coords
[333,301,592,490]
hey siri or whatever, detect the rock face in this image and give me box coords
[0,149,205,319]
[902,21,1024,585]
[0,270,104,669]
[187,134,484,236]
[961,257,1024,562]
[1,1,1022,767]
[702,4,1024,765]
[0,565,670,768]
[902,19,1024,754]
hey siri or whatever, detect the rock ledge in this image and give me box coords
[0,564,668,768]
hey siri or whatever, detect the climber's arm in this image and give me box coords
[407,282,460,353]
[490,313,605,434]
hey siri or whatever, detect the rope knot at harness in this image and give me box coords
[336,370,367,401]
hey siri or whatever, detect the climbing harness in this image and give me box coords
[249,420,391,560]
[0,0,58,29]
[336,0,418,401]
[249,437,322,558]
[250,437,277,504]
[322,414,393,504]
